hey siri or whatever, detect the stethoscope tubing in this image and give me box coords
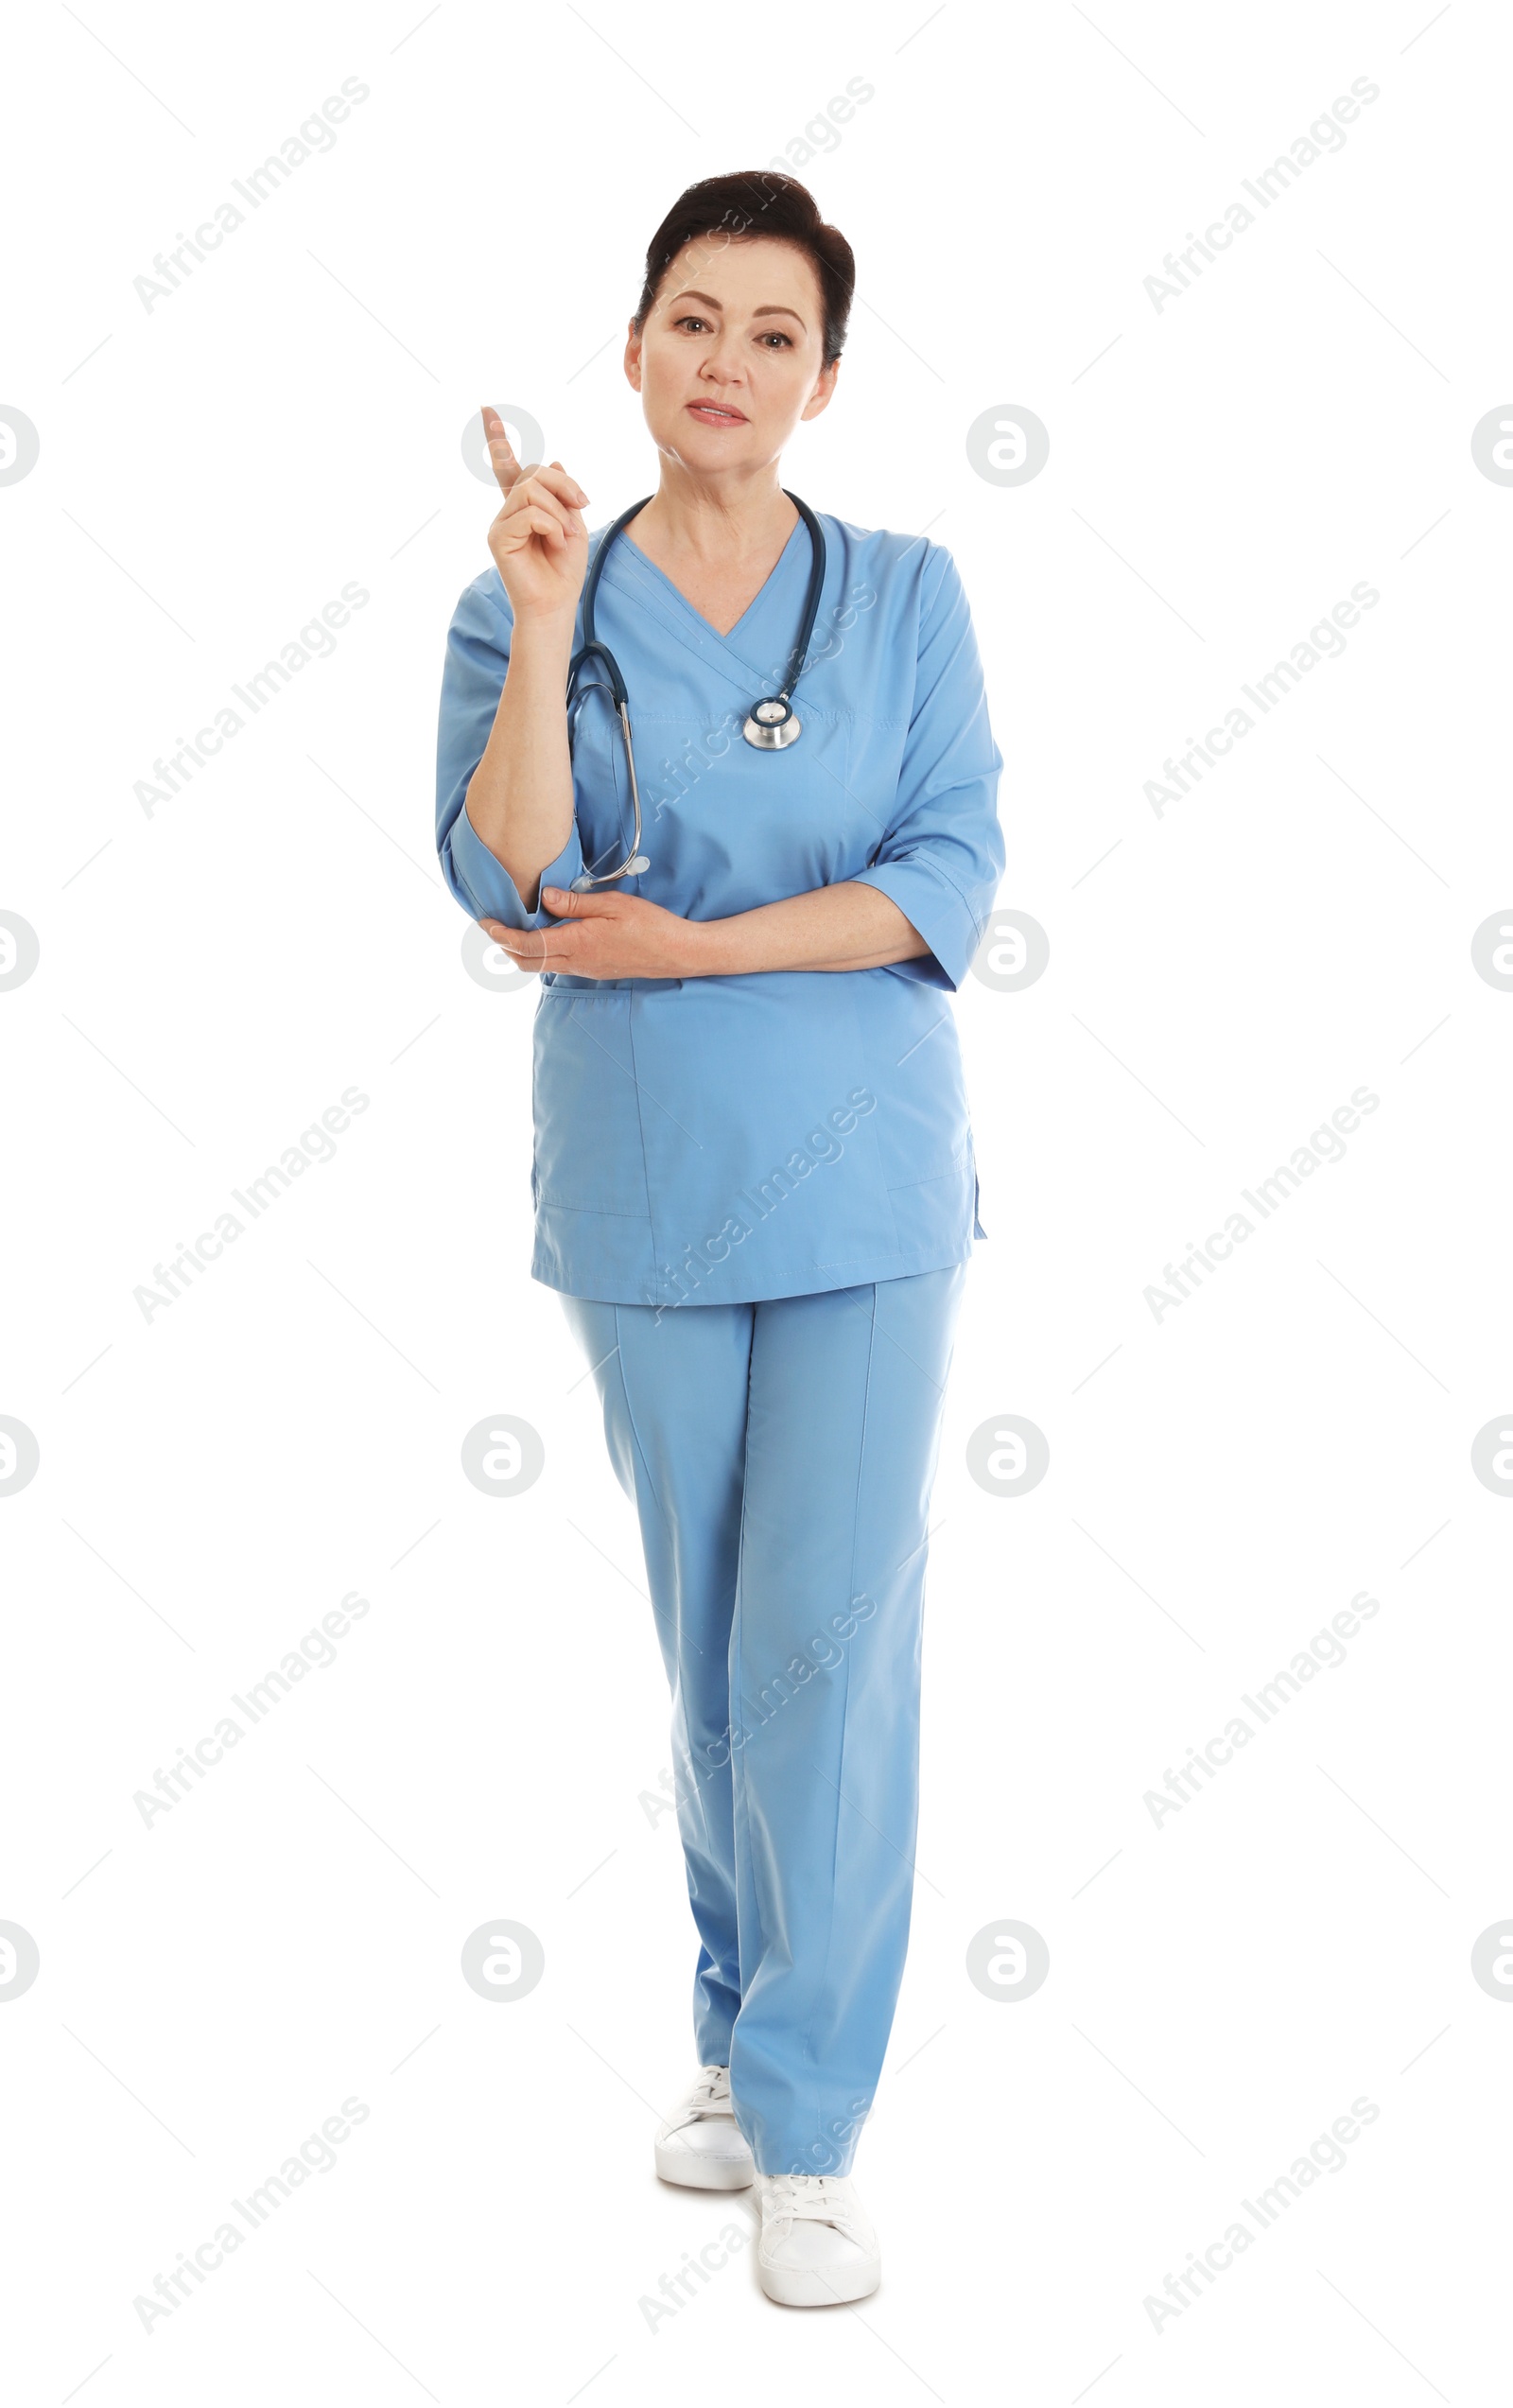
[565,493,826,889]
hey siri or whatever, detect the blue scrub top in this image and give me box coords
[434,510,1004,1310]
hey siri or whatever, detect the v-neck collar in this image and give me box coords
[617,510,808,648]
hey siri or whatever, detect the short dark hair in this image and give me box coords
[633,172,855,368]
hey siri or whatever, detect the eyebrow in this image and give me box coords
[666,288,808,328]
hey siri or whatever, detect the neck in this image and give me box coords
[633,461,796,561]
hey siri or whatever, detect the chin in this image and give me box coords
[660,427,757,468]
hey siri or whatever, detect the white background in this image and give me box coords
[3,1,1509,2399]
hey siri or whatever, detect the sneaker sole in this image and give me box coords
[757,2252,881,2307]
[654,2140,755,2190]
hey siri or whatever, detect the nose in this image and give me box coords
[697,330,746,387]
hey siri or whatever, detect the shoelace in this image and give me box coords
[761,2173,864,2241]
[672,2065,734,2122]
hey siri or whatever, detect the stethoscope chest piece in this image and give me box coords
[743,697,801,750]
[571,854,647,891]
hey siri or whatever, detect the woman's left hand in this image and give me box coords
[479,886,704,981]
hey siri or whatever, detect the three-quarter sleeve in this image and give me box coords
[850,547,1004,992]
[435,572,585,927]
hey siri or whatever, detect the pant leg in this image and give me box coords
[724,1264,967,2177]
[559,1293,754,2064]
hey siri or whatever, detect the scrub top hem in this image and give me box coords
[528,1232,981,1311]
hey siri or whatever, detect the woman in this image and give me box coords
[435,172,1003,2308]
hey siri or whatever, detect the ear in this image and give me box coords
[624,320,643,393]
[800,358,840,423]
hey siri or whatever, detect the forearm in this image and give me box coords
[462,611,576,911]
[683,882,931,976]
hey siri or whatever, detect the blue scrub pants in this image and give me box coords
[561,1264,966,2178]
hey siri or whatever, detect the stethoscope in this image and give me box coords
[565,491,827,891]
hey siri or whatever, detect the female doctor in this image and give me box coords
[435,172,1003,2309]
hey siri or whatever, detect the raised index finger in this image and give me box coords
[480,406,521,499]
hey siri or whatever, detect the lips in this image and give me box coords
[687,402,747,423]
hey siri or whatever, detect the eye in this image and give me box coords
[758,332,793,349]
[673,314,711,334]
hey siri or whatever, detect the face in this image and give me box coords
[625,234,839,477]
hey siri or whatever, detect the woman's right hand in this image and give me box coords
[481,406,589,625]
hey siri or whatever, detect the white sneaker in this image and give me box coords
[756,2172,881,2306]
[654,2064,755,2190]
